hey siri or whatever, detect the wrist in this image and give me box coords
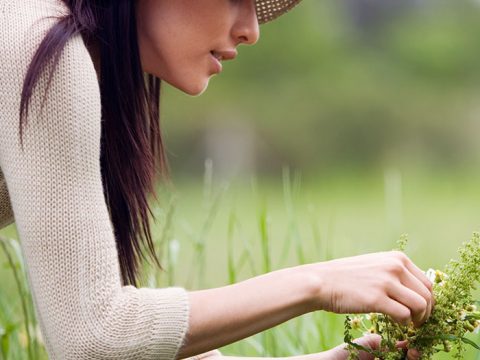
[294,262,328,312]
[285,263,325,313]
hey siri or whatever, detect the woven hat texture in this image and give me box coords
[255,0,303,24]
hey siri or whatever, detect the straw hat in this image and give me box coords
[255,0,303,24]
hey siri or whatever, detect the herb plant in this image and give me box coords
[344,232,480,359]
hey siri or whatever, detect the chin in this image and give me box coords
[184,80,211,97]
[165,76,212,97]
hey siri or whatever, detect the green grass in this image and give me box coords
[2,168,480,359]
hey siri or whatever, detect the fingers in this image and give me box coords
[328,334,381,360]
[396,341,421,360]
[354,335,422,360]
[334,334,420,360]
[401,254,435,308]
[402,257,437,311]
[407,349,421,360]
[390,252,434,325]
[378,297,412,325]
[399,268,433,324]
[353,334,382,350]
[335,335,420,360]
[348,335,382,360]
[387,282,428,327]
[403,258,433,294]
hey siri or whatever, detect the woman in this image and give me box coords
[0,0,432,359]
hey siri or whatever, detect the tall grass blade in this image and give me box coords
[0,236,33,360]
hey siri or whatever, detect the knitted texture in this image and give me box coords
[0,0,194,358]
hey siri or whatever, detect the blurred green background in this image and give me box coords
[162,0,480,177]
[2,0,480,358]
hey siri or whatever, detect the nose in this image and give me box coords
[232,0,260,46]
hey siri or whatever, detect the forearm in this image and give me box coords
[176,265,317,359]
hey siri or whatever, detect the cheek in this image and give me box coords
[143,38,212,97]
[146,28,213,82]
[141,22,200,73]
[135,0,222,92]
[150,39,201,83]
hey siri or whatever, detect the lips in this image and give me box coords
[210,51,223,61]
[210,49,238,61]
[209,52,223,74]
[209,49,238,74]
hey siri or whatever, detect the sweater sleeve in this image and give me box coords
[0,2,189,359]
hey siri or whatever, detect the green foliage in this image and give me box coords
[3,171,480,358]
[344,233,480,359]
[0,235,45,360]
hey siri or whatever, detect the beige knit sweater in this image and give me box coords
[0,1,221,359]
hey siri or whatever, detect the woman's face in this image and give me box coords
[135,0,260,96]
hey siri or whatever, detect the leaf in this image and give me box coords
[460,336,480,350]
[465,314,480,321]
[1,334,9,359]
[435,334,480,351]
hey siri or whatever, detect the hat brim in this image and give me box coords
[255,0,303,24]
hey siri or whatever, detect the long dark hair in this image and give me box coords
[19,0,167,286]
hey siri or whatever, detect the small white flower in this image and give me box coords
[425,268,436,284]
[435,270,449,282]
[425,268,449,286]
[363,326,376,336]
[350,317,362,330]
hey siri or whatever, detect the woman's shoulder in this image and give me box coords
[0,0,100,164]
[1,1,85,74]
[0,0,98,100]
[0,0,87,70]
[1,0,69,18]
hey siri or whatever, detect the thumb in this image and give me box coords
[397,340,421,360]
[351,335,383,360]
[329,334,382,360]
[351,334,382,350]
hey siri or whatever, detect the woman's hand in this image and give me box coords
[304,251,434,327]
[320,334,420,360]
[189,336,420,360]
[176,251,432,359]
